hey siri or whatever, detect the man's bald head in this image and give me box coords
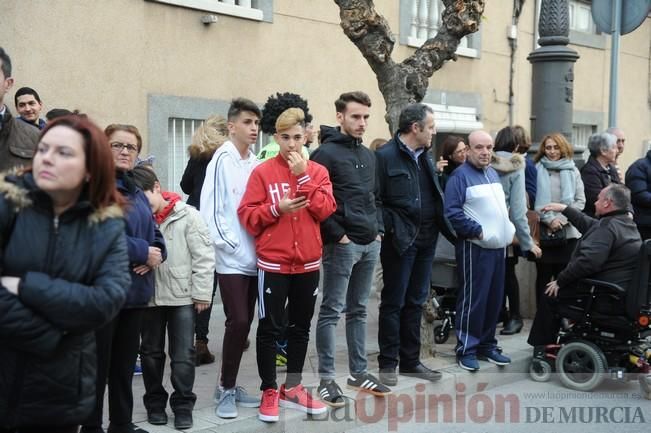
[469,130,492,146]
[466,130,494,169]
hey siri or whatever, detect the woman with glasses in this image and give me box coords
[83,124,166,433]
[438,135,467,189]
[0,116,129,432]
[532,133,585,307]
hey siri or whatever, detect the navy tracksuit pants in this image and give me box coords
[454,240,505,357]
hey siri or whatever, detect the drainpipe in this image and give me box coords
[507,0,526,126]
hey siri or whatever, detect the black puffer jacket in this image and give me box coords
[0,173,130,428]
[557,206,641,289]
[310,126,382,245]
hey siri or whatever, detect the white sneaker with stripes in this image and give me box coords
[346,373,392,396]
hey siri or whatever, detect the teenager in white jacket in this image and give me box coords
[199,98,262,419]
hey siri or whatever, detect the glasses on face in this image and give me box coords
[110,142,138,154]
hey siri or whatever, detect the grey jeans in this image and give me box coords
[316,239,380,379]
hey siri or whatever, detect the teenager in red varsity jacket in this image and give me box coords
[238,108,336,422]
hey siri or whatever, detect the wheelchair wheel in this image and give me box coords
[434,325,449,344]
[556,341,606,391]
[529,358,552,382]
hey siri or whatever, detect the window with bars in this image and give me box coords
[573,123,597,159]
[569,0,596,34]
[168,118,203,197]
[167,117,266,196]
[147,0,272,22]
[400,0,480,58]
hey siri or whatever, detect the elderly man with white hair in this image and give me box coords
[580,132,621,217]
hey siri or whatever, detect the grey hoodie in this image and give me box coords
[491,151,534,252]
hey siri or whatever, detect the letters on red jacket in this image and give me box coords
[238,154,337,274]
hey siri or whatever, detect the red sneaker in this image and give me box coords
[279,384,327,415]
[258,388,279,422]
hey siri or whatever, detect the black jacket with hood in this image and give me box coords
[310,126,383,245]
[0,173,130,428]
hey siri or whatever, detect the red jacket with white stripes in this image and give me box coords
[238,154,337,274]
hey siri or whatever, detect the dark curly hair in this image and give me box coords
[260,92,313,134]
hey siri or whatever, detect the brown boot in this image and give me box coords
[195,340,215,366]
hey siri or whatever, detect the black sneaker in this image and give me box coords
[347,373,392,396]
[317,379,346,408]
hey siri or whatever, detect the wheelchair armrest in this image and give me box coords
[576,278,626,294]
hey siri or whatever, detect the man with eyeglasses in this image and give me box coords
[0,47,39,171]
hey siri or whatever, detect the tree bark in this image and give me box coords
[335,0,485,134]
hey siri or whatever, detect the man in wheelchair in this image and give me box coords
[527,184,651,392]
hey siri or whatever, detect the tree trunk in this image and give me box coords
[335,0,485,134]
[334,0,486,359]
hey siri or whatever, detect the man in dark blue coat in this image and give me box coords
[376,103,455,386]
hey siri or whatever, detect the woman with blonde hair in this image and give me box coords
[533,133,585,305]
[180,115,228,209]
[179,115,229,366]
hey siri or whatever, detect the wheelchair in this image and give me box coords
[529,240,651,393]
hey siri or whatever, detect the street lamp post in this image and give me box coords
[528,0,583,164]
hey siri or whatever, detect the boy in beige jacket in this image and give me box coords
[132,166,215,430]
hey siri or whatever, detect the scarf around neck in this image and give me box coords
[535,156,577,210]
[155,191,182,224]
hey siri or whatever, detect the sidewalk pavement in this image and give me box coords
[130,293,535,432]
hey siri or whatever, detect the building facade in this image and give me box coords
[1,0,649,193]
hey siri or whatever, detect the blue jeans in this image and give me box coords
[377,236,437,369]
[316,240,380,379]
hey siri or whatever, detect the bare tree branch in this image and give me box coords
[404,0,485,98]
[335,0,397,75]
